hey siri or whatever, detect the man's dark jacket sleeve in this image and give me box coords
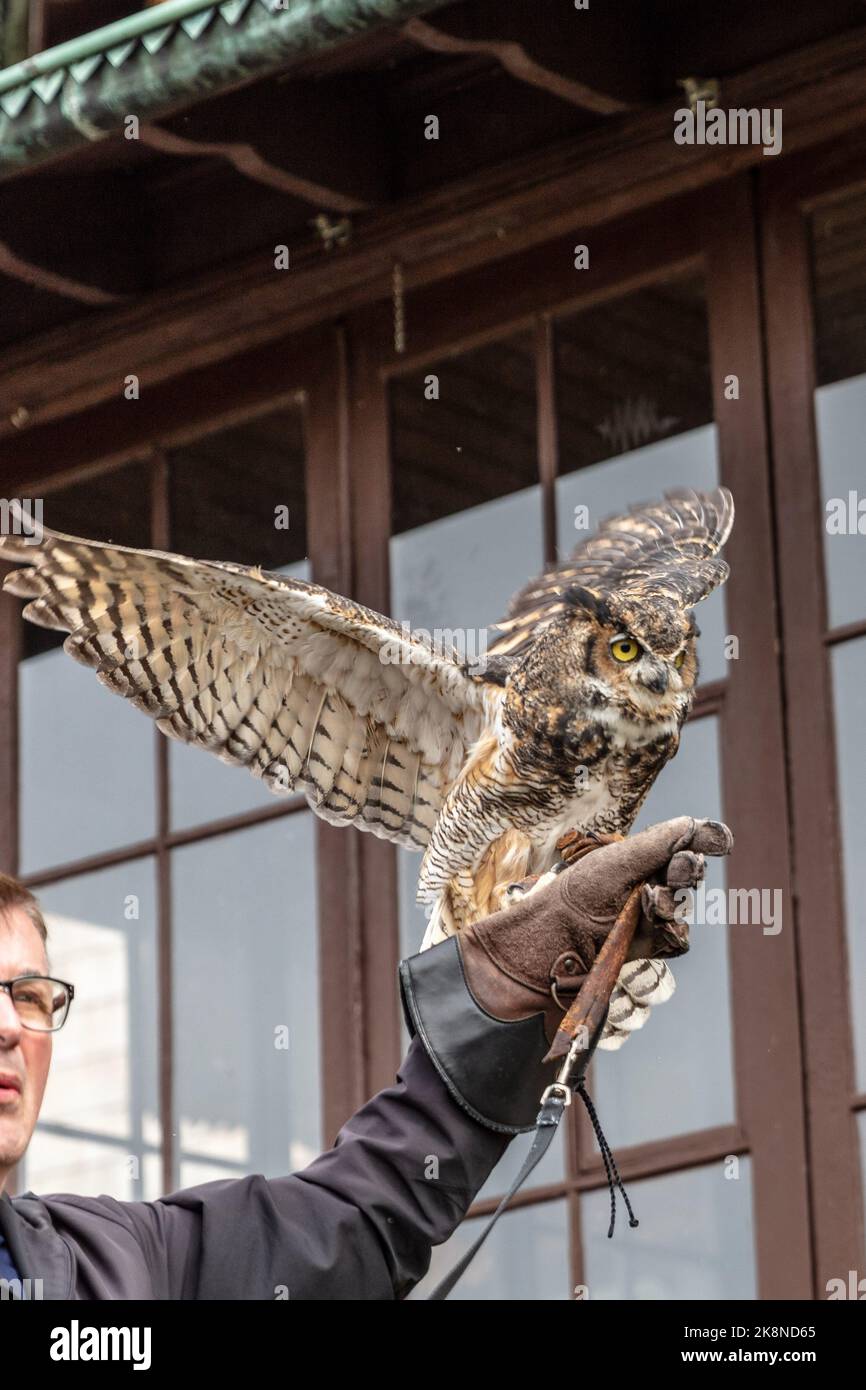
[0,1036,510,1301]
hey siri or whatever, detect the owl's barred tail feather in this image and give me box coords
[596,958,676,1050]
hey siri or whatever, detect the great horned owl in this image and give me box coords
[421,488,733,934]
[1,487,732,1049]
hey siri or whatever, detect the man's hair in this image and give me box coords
[0,872,48,947]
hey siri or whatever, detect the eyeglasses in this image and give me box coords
[0,976,75,1033]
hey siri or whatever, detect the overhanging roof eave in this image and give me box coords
[0,0,454,181]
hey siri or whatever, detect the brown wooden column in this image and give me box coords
[304,324,370,1140]
[760,153,866,1293]
[345,303,403,1101]
[700,173,813,1298]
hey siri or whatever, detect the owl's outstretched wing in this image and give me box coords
[1,517,488,850]
[479,486,734,673]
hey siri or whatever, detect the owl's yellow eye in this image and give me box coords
[674,650,686,669]
[610,636,641,663]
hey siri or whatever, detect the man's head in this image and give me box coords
[0,875,52,1197]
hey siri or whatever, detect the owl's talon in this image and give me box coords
[556,828,582,853]
[503,874,540,903]
[555,828,625,866]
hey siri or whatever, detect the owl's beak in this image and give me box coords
[637,659,669,694]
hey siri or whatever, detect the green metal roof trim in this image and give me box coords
[0,0,452,177]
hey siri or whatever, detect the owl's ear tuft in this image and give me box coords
[563,584,612,626]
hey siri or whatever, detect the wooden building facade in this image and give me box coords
[0,0,865,1299]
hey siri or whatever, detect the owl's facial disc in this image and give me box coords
[604,627,696,712]
[608,632,666,691]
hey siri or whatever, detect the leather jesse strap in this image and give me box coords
[426,1070,573,1300]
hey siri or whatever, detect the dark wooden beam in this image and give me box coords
[0,193,701,488]
[0,240,125,306]
[389,57,593,199]
[402,0,653,113]
[0,171,146,302]
[654,0,866,86]
[0,326,320,491]
[143,75,389,213]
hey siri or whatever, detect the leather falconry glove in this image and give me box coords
[400,816,733,1133]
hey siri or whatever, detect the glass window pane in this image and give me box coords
[811,194,866,627]
[554,276,727,684]
[18,461,157,872]
[592,716,736,1147]
[168,406,307,569]
[814,379,866,630]
[408,1198,570,1300]
[398,849,429,964]
[171,814,320,1188]
[390,334,543,974]
[389,332,541,636]
[38,458,153,550]
[830,637,866,1090]
[556,277,714,473]
[167,406,310,830]
[22,859,161,1201]
[582,1158,757,1300]
[476,1124,565,1200]
[19,649,157,874]
[391,484,544,640]
[390,333,539,537]
[24,1133,163,1204]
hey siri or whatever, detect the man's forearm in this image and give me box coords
[286,1035,510,1298]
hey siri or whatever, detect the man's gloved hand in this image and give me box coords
[399,817,733,1133]
[461,817,734,1048]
